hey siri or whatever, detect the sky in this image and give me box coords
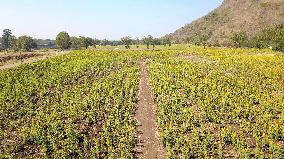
[0,0,223,40]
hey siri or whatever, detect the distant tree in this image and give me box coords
[80,37,94,49]
[121,36,132,49]
[93,39,101,48]
[9,35,18,51]
[275,40,284,52]
[56,32,71,50]
[100,39,109,46]
[2,29,13,49]
[142,35,154,49]
[248,36,265,49]
[70,37,82,49]
[152,38,161,50]
[34,39,55,49]
[31,39,37,49]
[230,31,247,48]
[263,25,283,52]
[162,34,173,46]
[191,33,201,45]
[162,36,172,47]
[109,40,122,46]
[17,36,37,51]
[247,25,284,52]
[133,38,140,48]
[185,37,192,45]
[200,31,212,49]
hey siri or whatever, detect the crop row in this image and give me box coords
[148,49,284,158]
[0,50,139,158]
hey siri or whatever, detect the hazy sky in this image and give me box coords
[0,0,223,40]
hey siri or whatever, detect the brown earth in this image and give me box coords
[134,60,166,159]
[0,50,68,70]
[0,53,42,65]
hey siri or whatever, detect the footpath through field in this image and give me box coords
[134,59,166,159]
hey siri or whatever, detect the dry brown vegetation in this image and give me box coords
[167,0,284,46]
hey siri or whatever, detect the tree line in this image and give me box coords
[1,26,283,52]
[120,35,171,50]
[246,24,283,52]
[56,32,172,50]
[182,25,284,52]
[55,32,100,50]
[229,25,284,52]
[0,29,37,52]
[0,29,173,52]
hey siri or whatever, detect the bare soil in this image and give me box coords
[0,50,68,70]
[0,53,42,65]
[134,60,166,159]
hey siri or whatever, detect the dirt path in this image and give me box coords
[0,51,68,70]
[134,60,166,159]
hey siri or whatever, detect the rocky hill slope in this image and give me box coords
[167,0,284,46]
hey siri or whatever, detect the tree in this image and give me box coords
[274,40,284,52]
[164,37,172,47]
[80,37,95,49]
[17,36,37,51]
[142,35,153,49]
[268,25,284,52]
[93,39,101,48]
[152,38,161,50]
[248,25,283,52]
[199,31,212,49]
[9,35,18,51]
[70,37,82,49]
[2,29,13,49]
[56,32,71,50]
[121,36,132,49]
[249,37,265,49]
[100,39,109,46]
[133,38,140,48]
[230,32,247,48]
[185,37,192,45]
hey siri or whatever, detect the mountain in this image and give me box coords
[167,0,284,46]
